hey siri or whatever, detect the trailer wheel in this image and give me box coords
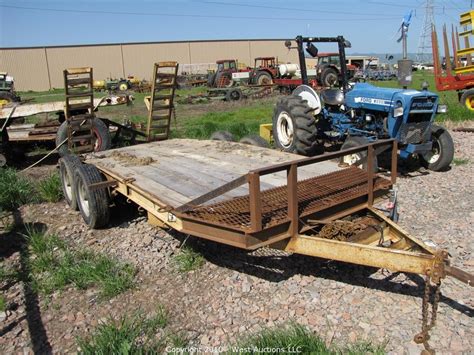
[74,163,110,229]
[272,96,319,155]
[210,130,235,142]
[56,117,112,156]
[118,82,129,91]
[340,136,378,172]
[321,67,339,87]
[239,134,269,148]
[59,154,82,210]
[460,89,474,111]
[256,72,273,85]
[225,88,242,101]
[419,125,454,171]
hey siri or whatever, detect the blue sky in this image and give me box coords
[0,0,470,54]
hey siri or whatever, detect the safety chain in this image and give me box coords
[413,274,442,355]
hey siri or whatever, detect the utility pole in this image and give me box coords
[416,0,435,63]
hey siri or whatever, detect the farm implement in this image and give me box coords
[59,134,473,353]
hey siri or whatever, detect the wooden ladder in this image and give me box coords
[146,62,179,141]
[63,67,95,153]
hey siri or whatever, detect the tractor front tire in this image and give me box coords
[340,136,378,172]
[420,125,454,171]
[74,163,110,229]
[56,118,111,156]
[320,68,339,87]
[272,96,319,155]
[460,89,474,111]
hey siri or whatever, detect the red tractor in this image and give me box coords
[316,53,356,87]
[207,59,245,88]
[248,57,279,85]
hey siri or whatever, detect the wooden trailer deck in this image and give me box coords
[86,139,346,208]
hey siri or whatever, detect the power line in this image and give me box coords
[416,0,435,63]
[0,4,402,22]
[199,0,401,17]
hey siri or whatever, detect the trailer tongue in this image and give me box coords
[65,138,473,354]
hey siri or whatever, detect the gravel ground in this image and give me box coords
[0,131,473,354]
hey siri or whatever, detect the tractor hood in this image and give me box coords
[345,83,438,113]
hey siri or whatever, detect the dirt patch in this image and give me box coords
[109,151,155,166]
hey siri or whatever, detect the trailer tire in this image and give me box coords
[460,89,474,111]
[225,88,242,101]
[74,163,110,229]
[59,154,82,210]
[321,67,339,87]
[272,96,319,155]
[239,134,269,148]
[56,118,111,156]
[210,130,235,142]
[340,136,378,172]
[419,125,454,171]
[256,72,273,85]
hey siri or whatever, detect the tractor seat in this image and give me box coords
[321,89,344,106]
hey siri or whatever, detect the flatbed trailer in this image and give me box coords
[63,138,473,352]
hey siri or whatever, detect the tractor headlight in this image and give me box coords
[393,102,404,117]
[437,104,447,113]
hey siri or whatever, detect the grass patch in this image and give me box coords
[37,172,63,203]
[77,307,169,354]
[452,158,469,166]
[175,101,274,140]
[0,294,6,312]
[172,247,205,273]
[0,168,37,211]
[25,227,135,298]
[236,324,385,354]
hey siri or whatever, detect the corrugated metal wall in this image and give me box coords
[0,39,299,91]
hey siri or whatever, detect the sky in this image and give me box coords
[0,0,471,55]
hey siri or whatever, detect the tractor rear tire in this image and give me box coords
[0,92,19,107]
[56,118,111,156]
[74,163,110,229]
[460,89,474,111]
[239,134,269,148]
[272,96,319,155]
[321,67,339,87]
[419,125,454,171]
[207,73,216,87]
[340,136,378,172]
[59,154,82,210]
[256,72,273,85]
[210,130,235,142]
[216,72,233,88]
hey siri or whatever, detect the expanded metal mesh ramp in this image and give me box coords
[182,166,392,231]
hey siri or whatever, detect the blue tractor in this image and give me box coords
[273,36,454,171]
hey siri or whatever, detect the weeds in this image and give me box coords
[37,172,63,203]
[0,168,37,211]
[77,307,169,354]
[172,247,205,273]
[25,227,135,298]
[0,294,6,312]
[235,324,385,355]
[453,158,469,166]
